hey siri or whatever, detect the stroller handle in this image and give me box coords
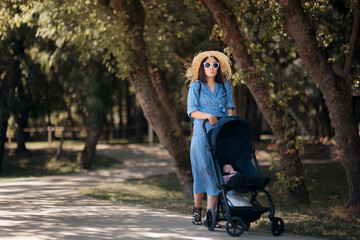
[202,119,222,190]
[202,117,224,148]
[202,119,209,134]
[202,117,222,134]
[202,119,211,150]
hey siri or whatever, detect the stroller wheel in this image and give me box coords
[269,217,284,236]
[205,208,216,231]
[226,216,245,237]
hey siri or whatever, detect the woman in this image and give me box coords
[186,51,235,225]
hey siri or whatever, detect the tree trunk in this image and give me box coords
[203,0,309,204]
[14,76,29,153]
[234,84,246,117]
[109,106,116,139]
[234,84,261,140]
[103,115,110,141]
[102,0,193,197]
[120,82,124,138]
[81,127,102,169]
[67,113,77,140]
[344,0,360,85]
[135,105,144,143]
[15,127,27,152]
[52,67,78,140]
[314,90,333,142]
[0,119,8,173]
[118,80,125,138]
[79,61,110,169]
[246,88,262,141]
[56,129,65,160]
[0,45,21,172]
[125,81,133,138]
[279,0,360,206]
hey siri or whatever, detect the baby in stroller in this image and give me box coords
[222,164,238,183]
[222,164,252,207]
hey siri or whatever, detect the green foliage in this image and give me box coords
[1,1,121,130]
[143,0,224,114]
[220,1,354,160]
[1,0,358,141]
[219,1,311,147]
[353,75,360,95]
[83,60,114,128]
[0,3,62,135]
[16,0,223,120]
[20,0,136,79]
[270,161,304,192]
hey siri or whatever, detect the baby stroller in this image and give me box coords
[202,116,284,237]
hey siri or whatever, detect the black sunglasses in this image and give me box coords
[203,62,220,69]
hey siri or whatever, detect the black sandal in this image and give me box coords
[192,207,202,225]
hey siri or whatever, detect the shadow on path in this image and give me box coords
[0,144,324,240]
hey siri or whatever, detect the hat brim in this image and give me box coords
[186,51,232,85]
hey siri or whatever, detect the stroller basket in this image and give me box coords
[228,206,270,224]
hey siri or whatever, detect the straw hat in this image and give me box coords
[186,51,232,85]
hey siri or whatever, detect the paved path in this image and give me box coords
[0,144,325,240]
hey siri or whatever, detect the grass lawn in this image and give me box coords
[80,162,359,240]
[0,147,122,179]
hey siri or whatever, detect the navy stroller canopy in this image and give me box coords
[206,117,257,177]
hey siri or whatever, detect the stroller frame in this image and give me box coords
[202,117,284,237]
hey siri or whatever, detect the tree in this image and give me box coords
[0,33,21,171]
[11,26,51,153]
[97,0,193,197]
[15,1,193,196]
[0,2,26,169]
[202,0,309,203]
[279,0,360,206]
[80,60,113,169]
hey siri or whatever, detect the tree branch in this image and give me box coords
[172,52,187,65]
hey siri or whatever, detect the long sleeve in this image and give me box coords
[187,81,201,118]
[224,81,235,110]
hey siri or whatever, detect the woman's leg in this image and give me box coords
[207,195,218,209]
[192,193,204,225]
[194,193,204,208]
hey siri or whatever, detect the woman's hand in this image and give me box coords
[208,114,218,125]
[190,111,218,125]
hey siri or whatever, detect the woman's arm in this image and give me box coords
[190,111,218,125]
[224,81,235,116]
